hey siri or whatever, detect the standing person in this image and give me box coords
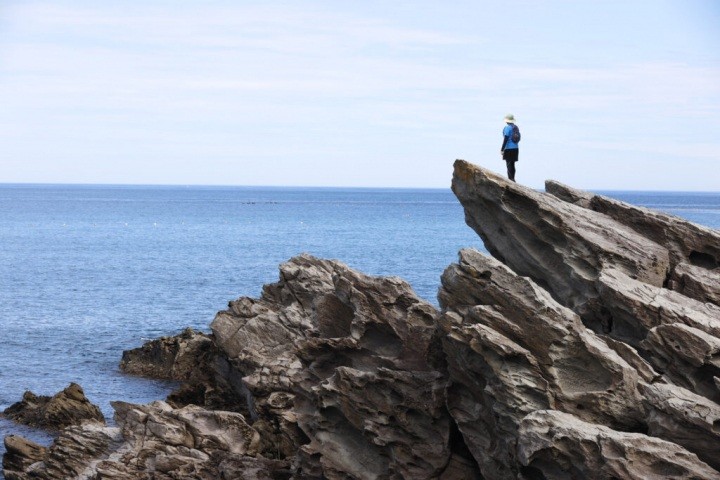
[500,114,520,181]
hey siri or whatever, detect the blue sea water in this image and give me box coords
[1,185,719,462]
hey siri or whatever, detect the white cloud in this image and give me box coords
[0,1,718,189]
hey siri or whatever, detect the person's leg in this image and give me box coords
[506,160,516,181]
[503,149,518,181]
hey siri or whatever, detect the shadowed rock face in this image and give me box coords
[120,327,251,413]
[5,160,720,479]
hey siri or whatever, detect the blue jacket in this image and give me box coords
[502,124,519,150]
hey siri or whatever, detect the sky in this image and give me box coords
[1,1,719,190]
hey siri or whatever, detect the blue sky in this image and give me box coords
[1,1,718,190]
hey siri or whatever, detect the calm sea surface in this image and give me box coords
[1,185,719,458]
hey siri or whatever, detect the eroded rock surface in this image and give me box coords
[439,247,720,475]
[452,160,720,404]
[120,327,250,413]
[6,160,720,479]
[518,410,720,480]
[3,400,290,480]
[546,179,720,306]
[2,383,104,431]
[452,160,671,317]
[3,436,47,480]
[211,254,477,478]
[546,179,720,274]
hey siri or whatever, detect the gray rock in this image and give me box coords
[8,160,720,479]
[546,179,720,303]
[120,327,251,413]
[640,382,720,471]
[597,267,720,341]
[453,160,720,401]
[518,410,720,480]
[544,179,594,208]
[119,327,212,381]
[439,249,651,478]
[2,383,104,430]
[669,262,720,305]
[452,160,670,327]
[641,323,720,401]
[212,254,475,478]
[3,401,289,480]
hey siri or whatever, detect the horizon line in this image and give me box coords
[1,181,719,195]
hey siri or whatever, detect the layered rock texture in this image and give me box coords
[4,160,719,479]
[2,383,104,431]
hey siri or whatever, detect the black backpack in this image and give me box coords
[511,124,521,143]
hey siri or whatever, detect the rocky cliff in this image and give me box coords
[4,160,719,479]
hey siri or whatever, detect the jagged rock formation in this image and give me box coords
[4,160,720,479]
[3,401,289,480]
[545,180,720,274]
[210,255,476,478]
[3,436,47,480]
[453,160,720,403]
[518,410,720,480]
[119,327,210,380]
[1,383,104,431]
[449,160,720,477]
[1,383,105,480]
[119,327,249,412]
[439,247,720,478]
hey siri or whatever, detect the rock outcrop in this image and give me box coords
[3,436,47,480]
[518,410,720,480]
[5,160,719,479]
[545,180,720,272]
[452,160,720,403]
[439,247,720,477]
[210,254,476,478]
[120,327,250,413]
[2,383,104,431]
[1,383,105,480]
[3,400,289,480]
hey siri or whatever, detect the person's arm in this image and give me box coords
[501,126,509,152]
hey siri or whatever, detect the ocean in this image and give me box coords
[1,185,719,460]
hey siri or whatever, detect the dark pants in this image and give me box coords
[503,149,519,181]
